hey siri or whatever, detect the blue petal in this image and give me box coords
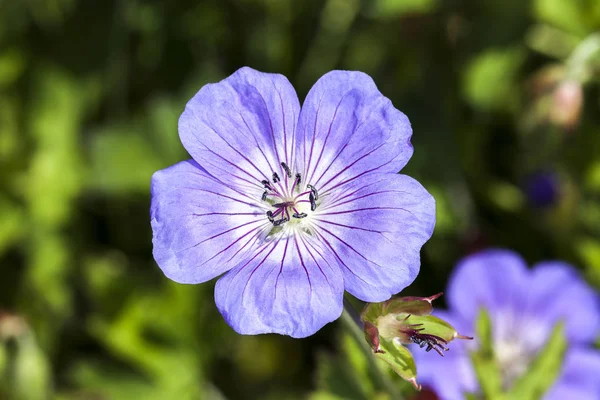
[214,232,344,338]
[526,261,600,345]
[179,67,300,190]
[294,70,413,198]
[446,249,529,322]
[312,173,435,302]
[415,350,478,400]
[151,160,269,283]
[545,348,600,400]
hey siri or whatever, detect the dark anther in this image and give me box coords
[272,172,280,183]
[261,179,272,190]
[293,212,307,219]
[409,332,449,357]
[273,217,288,227]
[309,192,317,211]
[261,191,268,201]
[307,184,319,200]
[295,173,301,184]
[280,162,292,177]
[266,211,274,222]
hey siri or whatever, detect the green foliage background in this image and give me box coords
[1,0,600,399]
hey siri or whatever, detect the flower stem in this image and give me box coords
[341,296,404,399]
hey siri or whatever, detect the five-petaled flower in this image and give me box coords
[150,67,435,338]
[414,249,600,399]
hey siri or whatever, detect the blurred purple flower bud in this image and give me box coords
[524,170,560,208]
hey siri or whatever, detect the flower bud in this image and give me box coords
[361,293,472,390]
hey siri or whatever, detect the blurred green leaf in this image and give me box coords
[367,0,438,18]
[89,128,162,194]
[1,334,52,400]
[470,310,504,400]
[463,47,525,112]
[534,0,600,37]
[0,196,25,256]
[0,48,25,87]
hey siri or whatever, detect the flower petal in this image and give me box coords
[214,232,344,338]
[179,67,300,190]
[526,261,600,344]
[294,70,413,197]
[546,348,600,400]
[312,173,435,302]
[415,352,478,400]
[446,249,529,322]
[151,160,269,283]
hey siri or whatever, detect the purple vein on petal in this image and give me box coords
[312,229,370,285]
[318,179,384,209]
[294,234,312,291]
[223,237,274,301]
[179,187,259,207]
[224,225,270,264]
[310,125,379,188]
[196,219,264,247]
[304,94,324,181]
[195,124,268,183]
[312,218,391,236]
[298,234,332,287]
[272,81,289,166]
[197,224,268,268]
[234,106,280,176]
[317,225,385,269]
[305,91,350,186]
[321,158,394,195]
[255,90,283,167]
[323,206,416,217]
[321,189,411,212]
[192,212,263,217]
[275,236,291,296]
[317,143,386,194]
[242,235,283,298]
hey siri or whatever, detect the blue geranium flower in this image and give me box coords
[415,249,600,399]
[150,67,435,338]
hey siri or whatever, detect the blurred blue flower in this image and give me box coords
[414,249,600,399]
[524,170,560,208]
[150,67,435,338]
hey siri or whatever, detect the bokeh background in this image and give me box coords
[1,0,600,399]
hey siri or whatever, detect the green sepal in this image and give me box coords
[361,293,443,324]
[507,322,567,400]
[374,337,420,390]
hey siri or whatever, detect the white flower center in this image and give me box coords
[261,162,319,231]
[495,336,531,388]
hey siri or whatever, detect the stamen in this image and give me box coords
[309,192,317,211]
[261,180,272,190]
[273,217,288,227]
[262,191,268,201]
[408,331,449,357]
[280,162,292,178]
[307,184,319,200]
[266,211,274,222]
[293,212,307,219]
[295,173,301,185]
[272,172,280,183]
